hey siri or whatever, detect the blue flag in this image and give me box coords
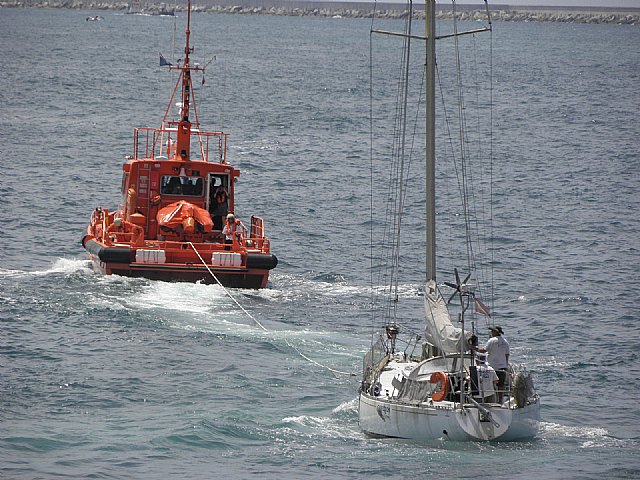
[160,53,172,67]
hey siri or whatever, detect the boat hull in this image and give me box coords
[359,393,540,442]
[83,236,277,289]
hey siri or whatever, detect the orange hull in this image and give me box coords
[82,213,277,289]
[85,243,274,288]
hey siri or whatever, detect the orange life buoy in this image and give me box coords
[429,371,449,402]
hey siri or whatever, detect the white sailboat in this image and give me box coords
[358,0,540,442]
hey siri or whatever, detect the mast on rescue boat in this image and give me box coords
[165,0,203,162]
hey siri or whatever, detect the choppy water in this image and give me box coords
[1,6,639,479]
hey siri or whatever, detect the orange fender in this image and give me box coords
[429,371,449,402]
[125,188,137,220]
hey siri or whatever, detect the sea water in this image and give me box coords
[0,7,639,479]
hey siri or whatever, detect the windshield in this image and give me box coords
[160,176,204,196]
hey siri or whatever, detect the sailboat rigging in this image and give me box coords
[359,0,540,441]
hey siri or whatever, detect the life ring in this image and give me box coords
[429,371,449,402]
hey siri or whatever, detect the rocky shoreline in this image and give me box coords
[2,0,639,25]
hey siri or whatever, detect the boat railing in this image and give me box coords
[460,363,538,409]
[133,127,228,163]
[362,336,389,384]
[250,216,265,238]
[103,226,270,253]
[105,231,134,246]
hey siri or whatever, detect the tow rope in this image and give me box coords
[188,243,359,376]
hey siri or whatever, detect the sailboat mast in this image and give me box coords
[425,0,437,282]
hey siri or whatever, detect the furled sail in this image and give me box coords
[423,280,471,355]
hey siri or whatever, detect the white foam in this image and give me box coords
[282,413,358,440]
[0,258,91,278]
[541,421,623,448]
[542,421,609,438]
[534,357,573,369]
[333,397,358,414]
[266,272,371,301]
[128,281,229,314]
[85,295,130,312]
[0,268,28,277]
[113,280,339,343]
[116,281,265,335]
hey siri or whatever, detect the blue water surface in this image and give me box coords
[0,7,639,479]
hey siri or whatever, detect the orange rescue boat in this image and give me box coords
[82,2,277,288]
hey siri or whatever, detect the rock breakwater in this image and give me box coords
[2,0,639,25]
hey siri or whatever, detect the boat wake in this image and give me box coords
[540,422,628,448]
[0,257,365,375]
[282,403,360,441]
[333,397,359,415]
[270,271,370,298]
[0,257,92,278]
[77,269,365,357]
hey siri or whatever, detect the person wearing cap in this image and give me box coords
[473,326,510,402]
[233,216,248,241]
[222,213,237,248]
[473,354,499,403]
[222,213,248,249]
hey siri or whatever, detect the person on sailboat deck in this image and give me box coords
[473,354,499,403]
[473,326,510,403]
[210,188,228,231]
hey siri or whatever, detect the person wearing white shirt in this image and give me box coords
[474,325,510,402]
[473,355,499,403]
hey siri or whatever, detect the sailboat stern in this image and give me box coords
[455,405,512,440]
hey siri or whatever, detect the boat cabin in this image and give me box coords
[120,127,241,243]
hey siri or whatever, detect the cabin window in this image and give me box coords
[160,175,204,196]
[210,175,228,191]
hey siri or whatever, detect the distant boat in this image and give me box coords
[358,0,540,441]
[83,0,277,288]
[86,15,103,21]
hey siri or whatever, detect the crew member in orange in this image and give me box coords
[233,216,248,242]
[222,213,235,243]
[222,213,248,249]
